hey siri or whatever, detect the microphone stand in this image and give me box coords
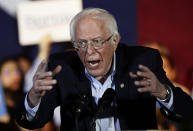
[75,108,81,131]
[74,93,91,131]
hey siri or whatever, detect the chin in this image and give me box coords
[87,69,103,78]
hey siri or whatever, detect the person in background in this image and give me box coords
[143,41,169,56]
[0,57,23,131]
[18,55,32,75]
[0,80,10,124]
[161,54,191,95]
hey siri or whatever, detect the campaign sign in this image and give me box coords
[17,0,82,45]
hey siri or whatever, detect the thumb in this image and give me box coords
[36,60,47,73]
[52,65,62,76]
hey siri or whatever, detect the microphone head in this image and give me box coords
[98,88,116,106]
[96,88,116,118]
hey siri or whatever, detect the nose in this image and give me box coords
[86,43,96,55]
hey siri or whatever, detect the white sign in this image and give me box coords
[17,0,82,45]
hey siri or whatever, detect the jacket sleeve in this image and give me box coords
[153,49,193,121]
[15,57,61,130]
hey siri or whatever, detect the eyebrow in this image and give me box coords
[78,36,103,41]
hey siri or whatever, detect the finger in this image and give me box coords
[134,80,150,87]
[35,71,53,80]
[129,72,138,78]
[36,60,48,72]
[136,71,151,79]
[137,87,150,93]
[38,86,53,91]
[45,76,53,80]
[34,86,53,92]
[36,79,57,86]
[52,65,62,76]
[138,64,151,73]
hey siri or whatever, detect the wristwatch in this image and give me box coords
[160,85,171,103]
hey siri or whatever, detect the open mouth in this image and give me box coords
[87,60,101,68]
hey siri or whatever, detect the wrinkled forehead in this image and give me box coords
[74,15,110,39]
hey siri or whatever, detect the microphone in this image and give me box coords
[73,88,92,131]
[97,88,116,116]
[74,89,91,117]
[98,88,116,105]
[75,95,90,114]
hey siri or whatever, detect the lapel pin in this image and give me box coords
[120,83,124,88]
[21,115,25,120]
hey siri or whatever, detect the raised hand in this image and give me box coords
[129,64,167,100]
[28,60,62,107]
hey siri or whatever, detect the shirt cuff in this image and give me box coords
[157,86,173,110]
[24,93,40,121]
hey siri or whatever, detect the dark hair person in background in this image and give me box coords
[16,8,193,131]
[0,57,23,131]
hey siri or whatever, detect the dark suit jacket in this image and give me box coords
[16,44,193,131]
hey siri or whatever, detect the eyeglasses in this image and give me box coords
[72,34,113,51]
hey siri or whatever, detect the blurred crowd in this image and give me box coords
[0,35,74,131]
[0,38,193,131]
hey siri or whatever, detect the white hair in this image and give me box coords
[70,8,119,41]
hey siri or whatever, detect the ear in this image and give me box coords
[112,33,120,51]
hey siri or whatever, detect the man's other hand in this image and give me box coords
[129,64,168,100]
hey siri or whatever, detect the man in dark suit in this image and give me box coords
[16,8,193,131]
